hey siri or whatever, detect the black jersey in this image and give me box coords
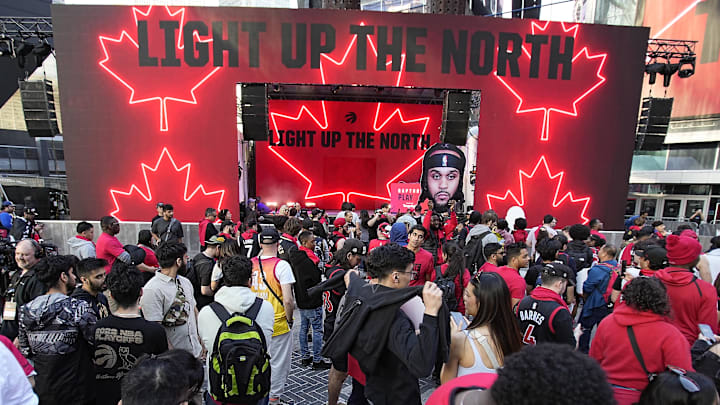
[516,293,575,347]
[322,265,347,342]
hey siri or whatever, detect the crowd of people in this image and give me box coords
[3,198,720,405]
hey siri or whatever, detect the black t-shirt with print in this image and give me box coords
[94,315,168,405]
[191,252,215,309]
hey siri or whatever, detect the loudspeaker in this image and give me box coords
[441,90,471,146]
[241,83,269,141]
[636,97,673,151]
[19,80,59,138]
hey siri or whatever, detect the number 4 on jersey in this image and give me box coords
[523,324,537,345]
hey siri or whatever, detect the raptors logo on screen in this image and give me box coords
[258,100,442,210]
[256,28,442,209]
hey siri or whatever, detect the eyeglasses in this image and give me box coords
[667,366,700,393]
[397,270,419,281]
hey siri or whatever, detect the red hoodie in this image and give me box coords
[590,302,692,393]
[654,267,718,345]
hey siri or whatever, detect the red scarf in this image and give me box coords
[640,268,655,277]
[77,235,95,247]
[530,286,569,311]
[300,246,320,265]
[241,229,257,240]
[281,233,298,244]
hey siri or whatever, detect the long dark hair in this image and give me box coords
[466,272,522,361]
[442,241,464,279]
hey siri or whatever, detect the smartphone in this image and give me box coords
[450,311,467,331]
[699,323,715,343]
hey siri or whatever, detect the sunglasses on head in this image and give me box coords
[666,366,700,393]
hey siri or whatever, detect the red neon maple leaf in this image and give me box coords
[98,6,220,132]
[109,147,225,222]
[495,21,607,141]
[486,155,590,226]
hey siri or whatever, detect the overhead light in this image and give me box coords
[662,63,679,87]
[0,36,14,57]
[15,40,35,68]
[677,56,695,79]
[645,62,665,85]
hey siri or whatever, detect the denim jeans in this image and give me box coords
[299,307,324,362]
[579,305,611,354]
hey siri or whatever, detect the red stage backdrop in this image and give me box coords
[256,100,442,210]
[51,5,648,228]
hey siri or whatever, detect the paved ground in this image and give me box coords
[275,325,437,404]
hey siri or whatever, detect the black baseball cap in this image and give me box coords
[259,227,280,244]
[542,263,575,285]
[641,247,668,269]
[156,202,164,208]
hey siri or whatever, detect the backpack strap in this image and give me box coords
[257,256,284,304]
[627,325,655,381]
[210,301,232,324]
[435,265,444,280]
[692,277,703,297]
[245,297,263,321]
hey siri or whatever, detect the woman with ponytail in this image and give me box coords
[428,241,471,314]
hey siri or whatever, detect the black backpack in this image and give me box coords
[183,258,199,293]
[565,243,593,272]
[463,231,491,274]
[434,266,458,311]
[208,298,271,404]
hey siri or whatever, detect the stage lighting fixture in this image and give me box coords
[33,41,52,66]
[15,40,35,68]
[678,56,695,79]
[645,62,665,85]
[662,63,679,87]
[0,36,14,57]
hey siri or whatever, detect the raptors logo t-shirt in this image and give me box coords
[94,315,168,405]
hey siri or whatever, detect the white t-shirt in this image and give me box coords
[259,255,295,285]
[0,344,38,405]
[211,262,223,282]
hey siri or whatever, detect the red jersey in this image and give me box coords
[485,266,526,300]
[368,239,389,252]
[409,247,434,287]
